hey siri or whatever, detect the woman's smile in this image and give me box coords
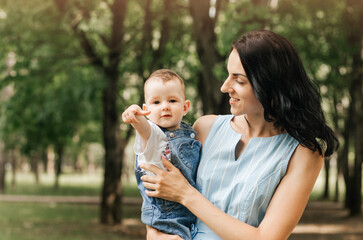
[229,96,240,104]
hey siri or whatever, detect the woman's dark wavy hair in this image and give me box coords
[233,30,338,157]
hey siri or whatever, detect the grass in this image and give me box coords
[4,171,141,198]
[2,168,360,240]
[1,171,144,240]
[0,202,144,240]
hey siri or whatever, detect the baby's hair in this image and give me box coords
[145,69,185,94]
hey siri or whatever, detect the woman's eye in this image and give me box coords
[236,78,245,84]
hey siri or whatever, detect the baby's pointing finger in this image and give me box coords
[136,110,151,116]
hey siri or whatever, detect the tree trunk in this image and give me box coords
[42,149,48,173]
[0,143,6,194]
[342,102,353,209]
[100,69,123,224]
[54,144,64,189]
[350,50,363,216]
[98,0,128,225]
[332,91,341,202]
[343,0,363,216]
[30,153,39,184]
[11,149,16,189]
[188,0,229,115]
[323,157,330,199]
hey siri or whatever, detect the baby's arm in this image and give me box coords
[122,104,151,143]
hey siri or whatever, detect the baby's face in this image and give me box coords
[144,78,189,130]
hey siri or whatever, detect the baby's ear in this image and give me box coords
[183,100,191,116]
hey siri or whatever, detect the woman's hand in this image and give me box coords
[140,156,192,204]
[146,226,183,240]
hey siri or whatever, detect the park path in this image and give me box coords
[290,201,363,240]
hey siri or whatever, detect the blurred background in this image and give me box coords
[0,0,362,239]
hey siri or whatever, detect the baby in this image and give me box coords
[122,69,201,240]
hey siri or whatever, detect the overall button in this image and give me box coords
[190,133,196,139]
[169,132,175,138]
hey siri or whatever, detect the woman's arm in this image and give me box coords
[141,144,323,240]
[192,115,217,144]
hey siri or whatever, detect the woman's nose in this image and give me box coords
[220,77,231,93]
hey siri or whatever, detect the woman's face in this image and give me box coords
[221,48,264,116]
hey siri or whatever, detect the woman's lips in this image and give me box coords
[229,97,240,104]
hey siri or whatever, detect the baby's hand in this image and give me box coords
[122,104,150,124]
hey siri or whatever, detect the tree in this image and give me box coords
[342,0,363,216]
[188,0,229,114]
[0,0,103,187]
[276,0,362,213]
[191,0,274,114]
[0,143,6,193]
[52,0,130,224]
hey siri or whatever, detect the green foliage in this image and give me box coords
[275,0,353,130]
[0,0,103,156]
[217,1,272,55]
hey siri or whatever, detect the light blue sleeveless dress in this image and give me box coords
[192,115,299,240]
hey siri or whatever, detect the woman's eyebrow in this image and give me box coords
[233,73,247,78]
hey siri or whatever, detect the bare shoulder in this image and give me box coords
[287,144,324,176]
[293,145,323,163]
[193,115,218,144]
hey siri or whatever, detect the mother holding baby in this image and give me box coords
[141,30,338,240]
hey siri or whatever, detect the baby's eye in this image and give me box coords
[153,101,160,104]
[170,99,177,103]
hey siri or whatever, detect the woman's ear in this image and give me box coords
[183,100,191,116]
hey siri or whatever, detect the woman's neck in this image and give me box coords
[232,114,283,138]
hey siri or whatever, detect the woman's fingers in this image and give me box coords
[146,226,183,240]
[161,156,176,171]
[141,175,157,187]
[140,163,163,176]
[145,189,158,197]
[141,158,187,203]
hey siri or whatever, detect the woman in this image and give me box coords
[140,30,338,240]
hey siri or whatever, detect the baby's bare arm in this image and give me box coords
[122,104,151,142]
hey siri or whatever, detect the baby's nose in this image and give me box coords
[161,102,170,110]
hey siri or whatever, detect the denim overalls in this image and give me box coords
[135,122,201,240]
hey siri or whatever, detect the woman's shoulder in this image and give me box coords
[194,114,218,125]
[193,115,218,144]
[288,144,324,175]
